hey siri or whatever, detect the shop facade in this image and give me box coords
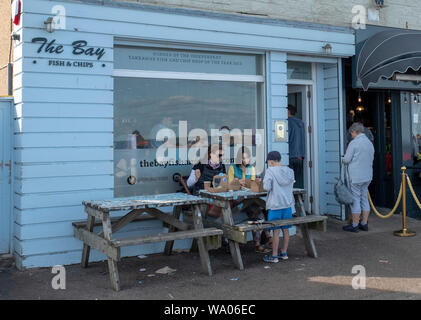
[4,0,355,268]
[345,25,421,217]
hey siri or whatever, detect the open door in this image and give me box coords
[288,85,314,213]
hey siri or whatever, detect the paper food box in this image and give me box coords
[203,175,244,193]
[204,174,229,193]
[228,178,242,191]
[245,179,265,192]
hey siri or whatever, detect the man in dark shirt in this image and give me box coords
[287,104,305,188]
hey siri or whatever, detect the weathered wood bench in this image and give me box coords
[218,215,327,258]
[73,193,223,291]
[199,188,327,269]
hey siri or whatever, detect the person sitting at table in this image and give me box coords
[227,147,272,253]
[186,144,226,217]
[227,146,255,185]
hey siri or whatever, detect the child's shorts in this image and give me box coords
[267,207,292,230]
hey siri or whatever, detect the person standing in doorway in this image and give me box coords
[342,122,375,232]
[287,104,305,188]
[346,117,374,145]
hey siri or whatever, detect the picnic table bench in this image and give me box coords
[199,188,327,270]
[73,193,222,291]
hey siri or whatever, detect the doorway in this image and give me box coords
[344,89,398,208]
[287,84,314,213]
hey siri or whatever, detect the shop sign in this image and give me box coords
[115,46,259,75]
[31,37,107,68]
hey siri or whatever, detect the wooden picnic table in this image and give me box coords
[199,188,327,270]
[73,193,222,291]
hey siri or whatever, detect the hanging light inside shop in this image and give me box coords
[387,92,392,104]
[414,93,418,104]
[404,93,408,104]
[356,105,365,112]
[357,91,362,103]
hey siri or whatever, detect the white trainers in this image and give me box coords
[279,252,288,260]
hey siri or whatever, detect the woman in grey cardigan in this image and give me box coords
[342,122,375,232]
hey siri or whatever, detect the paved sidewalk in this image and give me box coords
[1,213,421,300]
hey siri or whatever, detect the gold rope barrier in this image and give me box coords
[364,167,416,237]
[368,183,402,219]
[406,174,421,210]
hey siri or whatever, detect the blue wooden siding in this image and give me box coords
[12,0,353,268]
[0,99,13,254]
[22,1,354,57]
[267,52,289,164]
[317,63,342,216]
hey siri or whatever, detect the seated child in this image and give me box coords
[228,147,272,253]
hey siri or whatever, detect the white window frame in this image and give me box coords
[113,69,264,82]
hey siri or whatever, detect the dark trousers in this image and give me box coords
[289,157,304,189]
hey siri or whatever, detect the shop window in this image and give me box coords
[113,46,265,197]
[287,61,312,80]
[411,95,421,161]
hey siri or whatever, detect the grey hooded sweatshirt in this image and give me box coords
[263,166,295,210]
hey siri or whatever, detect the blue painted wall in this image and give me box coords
[316,63,342,216]
[0,98,13,254]
[11,0,354,268]
[267,52,288,164]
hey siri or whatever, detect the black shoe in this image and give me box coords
[358,223,368,231]
[343,224,359,232]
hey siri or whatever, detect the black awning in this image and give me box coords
[357,29,421,90]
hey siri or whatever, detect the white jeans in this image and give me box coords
[350,181,371,214]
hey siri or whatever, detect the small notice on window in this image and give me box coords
[414,113,419,124]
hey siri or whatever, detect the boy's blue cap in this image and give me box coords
[267,151,281,162]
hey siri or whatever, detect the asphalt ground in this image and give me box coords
[1,212,421,300]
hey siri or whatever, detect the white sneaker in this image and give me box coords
[279,252,288,260]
